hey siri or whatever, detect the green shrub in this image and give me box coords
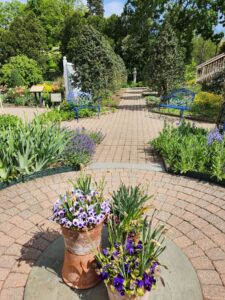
[37,110,74,123]
[71,25,127,97]
[0,114,22,130]
[3,87,42,107]
[190,91,223,122]
[146,96,160,107]
[151,122,225,181]
[0,55,43,87]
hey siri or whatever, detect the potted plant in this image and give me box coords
[52,173,110,289]
[110,184,152,243]
[96,217,166,299]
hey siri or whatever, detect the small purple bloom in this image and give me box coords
[99,271,109,280]
[207,128,223,145]
[102,249,108,256]
[65,221,72,228]
[73,219,79,226]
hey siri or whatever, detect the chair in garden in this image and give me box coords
[159,88,196,118]
[66,91,101,121]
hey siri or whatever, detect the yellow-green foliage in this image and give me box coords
[195,92,222,106]
[191,91,223,122]
[43,83,53,93]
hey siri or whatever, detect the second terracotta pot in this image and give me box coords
[61,222,103,289]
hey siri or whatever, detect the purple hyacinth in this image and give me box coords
[207,128,224,145]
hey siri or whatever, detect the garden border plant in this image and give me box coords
[151,121,225,187]
[0,115,105,190]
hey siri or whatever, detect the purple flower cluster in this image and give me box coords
[207,128,224,145]
[52,189,110,230]
[98,238,159,296]
[66,134,96,156]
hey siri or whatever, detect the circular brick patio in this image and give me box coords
[0,169,225,300]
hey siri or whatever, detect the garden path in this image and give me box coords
[0,106,47,122]
[0,88,224,300]
[63,88,214,164]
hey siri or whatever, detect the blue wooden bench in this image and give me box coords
[66,91,101,121]
[159,88,195,118]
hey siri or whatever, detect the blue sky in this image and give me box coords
[1,0,126,17]
[104,0,126,17]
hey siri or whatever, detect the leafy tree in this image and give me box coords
[219,40,225,54]
[87,0,104,17]
[60,11,87,60]
[0,55,43,87]
[70,25,127,97]
[26,0,77,46]
[143,21,185,96]
[165,0,224,61]
[185,59,197,82]
[192,36,218,65]
[0,0,25,29]
[0,12,47,69]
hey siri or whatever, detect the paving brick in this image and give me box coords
[3,273,28,288]
[0,287,24,300]
[176,221,194,234]
[191,256,214,270]
[202,285,225,300]
[8,228,25,239]
[213,260,225,274]
[0,268,10,281]
[0,256,17,269]
[197,270,222,285]
[206,248,225,261]
[183,245,204,258]
[0,236,14,247]
[174,236,193,249]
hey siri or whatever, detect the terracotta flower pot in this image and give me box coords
[107,286,151,300]
[61,222,103,289]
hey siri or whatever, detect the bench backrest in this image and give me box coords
[161,89,195,107]
[66,91,93,106]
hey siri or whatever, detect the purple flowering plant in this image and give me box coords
[96,217,166,297]
[207,128,224,145]
[52,173,110,230]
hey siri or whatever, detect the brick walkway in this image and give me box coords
[0,89,224,300]
[0,106,47,122]
[63,88,214,164]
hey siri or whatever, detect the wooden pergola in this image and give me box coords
[196,53,225,83]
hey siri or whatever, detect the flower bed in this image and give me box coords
[151,121,225,183]
[0,116,104,187]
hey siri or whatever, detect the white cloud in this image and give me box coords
[104,1,124,17]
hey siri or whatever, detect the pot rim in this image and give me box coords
[61,218,105,233]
